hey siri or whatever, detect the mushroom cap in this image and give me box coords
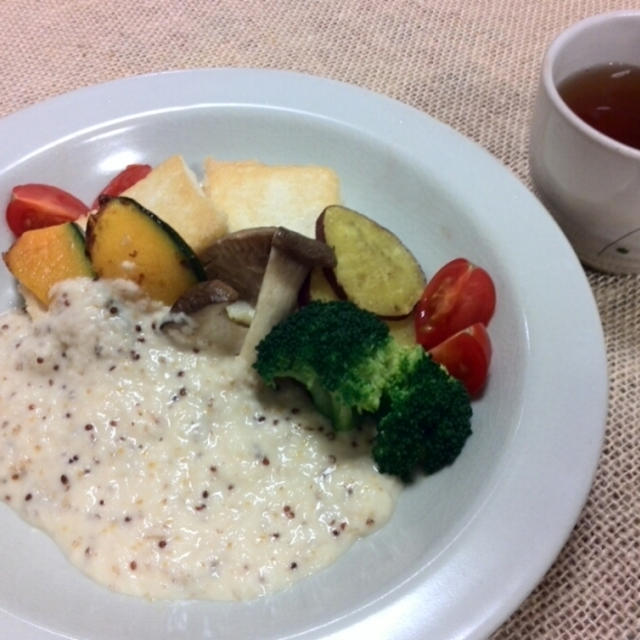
[199,226,335,304]
[170,279,239,315]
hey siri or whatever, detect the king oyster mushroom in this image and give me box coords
[236,227,335,363]
[162,279,247,355]
[199,227,276,305]
[176,226,335,361]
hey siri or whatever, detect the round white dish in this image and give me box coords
[0,69,607,640]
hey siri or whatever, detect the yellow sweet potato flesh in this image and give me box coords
[301,266,341,304]
[86,197,204,306]
[317,205,425,318]
[304,264,418,345]
[3,222,94,305]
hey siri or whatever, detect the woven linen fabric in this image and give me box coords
[1,0,639,637]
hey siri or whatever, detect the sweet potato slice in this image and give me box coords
[316,205,425,318]
[301,265,418,345]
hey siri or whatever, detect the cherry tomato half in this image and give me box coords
[6,184,89,236]
[429,323,492,396]
[91,164,152,209]
[415,258,496,351]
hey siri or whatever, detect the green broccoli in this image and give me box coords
[253,300,472,482]
[254,299,394,430]
[374,351,472,481]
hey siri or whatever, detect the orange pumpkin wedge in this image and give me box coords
[3,222,94,305]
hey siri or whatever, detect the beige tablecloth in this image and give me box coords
[1,1,639,638]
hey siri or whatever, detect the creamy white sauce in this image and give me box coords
[0,279,400,601]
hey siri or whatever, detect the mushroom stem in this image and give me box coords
[239,245,310,364]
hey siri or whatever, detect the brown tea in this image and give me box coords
[557,63,640,151]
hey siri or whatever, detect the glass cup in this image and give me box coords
[530,10,640,273]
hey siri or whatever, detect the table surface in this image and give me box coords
[1,1,638,638]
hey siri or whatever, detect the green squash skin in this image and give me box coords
[86,196,206,283]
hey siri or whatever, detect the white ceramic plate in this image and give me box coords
[0,69,607,640]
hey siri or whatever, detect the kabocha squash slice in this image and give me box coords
[316,204,426,318]
[3,222,94,305]
[86,196,205,305]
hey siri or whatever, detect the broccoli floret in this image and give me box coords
[374,350,472,482]
[254,300,396,430]
[253,300,472,481]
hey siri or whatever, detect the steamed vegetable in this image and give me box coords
[85,196,205,305]
[238,227,336,363]
[316,204,425,318]
[301,266,418,347]
[254,300,472,481]
[2,222,94,304]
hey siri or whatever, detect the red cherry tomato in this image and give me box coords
[429,323,492,396]
[415,258,496,351]
[6,184,89,236]
[91,164,152,208]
